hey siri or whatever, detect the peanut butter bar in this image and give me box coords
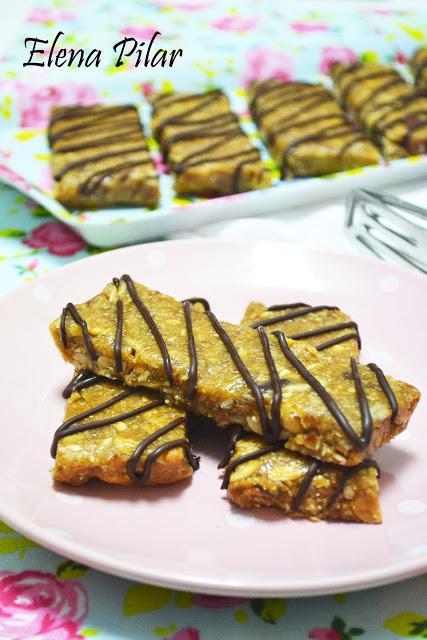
[249,79,380,178]
[49,277,420,466]
[331,63,427,158]
[410,48,427,88]
[150,90,271,196]
[52,371,198,486]
[221,433,381,524]
[241,301,360,360]
[49,105,160,209]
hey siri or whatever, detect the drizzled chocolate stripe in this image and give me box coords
[288,321,361,348]
[350,357,372,445]
[274,331,371,451]
[205,309,273,442]
[316,333,360,352]
[54,129,143,154]
[62,370,101,399]
[221,442,284,489]
[60,303,98,361]
[258,326,282,441]
[264,94,336,144]
[151,89,222,113]
[121,275,174,385]
[183,301,198,401]
[251,305,339,329]
[291,461,321,511]
[368,363,398,423]
[173,148,259,174]
[267,302,309,311]
[218,428,245,469]
[181,297,211,311]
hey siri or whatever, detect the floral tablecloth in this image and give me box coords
[0,1,427,638]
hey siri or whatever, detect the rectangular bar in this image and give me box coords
[49,277,420,467]
[223,434,381,524]
[331,62,427,158]
[240,301,360,360]
[248,79,380,178]
[52,371,198,486]
[150,90,271,196]
[49,105,160,209]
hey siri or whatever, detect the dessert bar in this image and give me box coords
[150,89,271,195]
[221,431,381,523]
[49,276,420,466]
[331,62,427,158]
[52,370,199,485]
[249,79,380,177]
[49,105,160,209]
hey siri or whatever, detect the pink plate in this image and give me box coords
[1,240,426,597]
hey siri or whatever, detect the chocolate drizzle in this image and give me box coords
[221,430,381,513]
[274,331,372,451]
[62,370,101,399]
[288,321,361,349]
[257,326,282,441]
[60,303,98,361]
[205,309,273,442]
[367,363,398,423]
[183,301,198,401]
[121,275,174,385]
[251,305,339,329]
[316,333,360,352]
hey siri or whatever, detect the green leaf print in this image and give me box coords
[0,521,14,533]
[56,560,89,580]
[250,598,286,624]
[123,584,171,616]
[384,613,427,637]
[332,617,346,634]
[0,536,38,559]
[0,228,26,237]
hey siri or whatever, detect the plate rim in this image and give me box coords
[0,238,426,597]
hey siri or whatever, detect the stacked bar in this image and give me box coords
[49,105,160,209]
[53,372,198,486]
[248,79,380,178]
[150,90,271,196]
[48,277,420,522]
[331,62,427,158]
